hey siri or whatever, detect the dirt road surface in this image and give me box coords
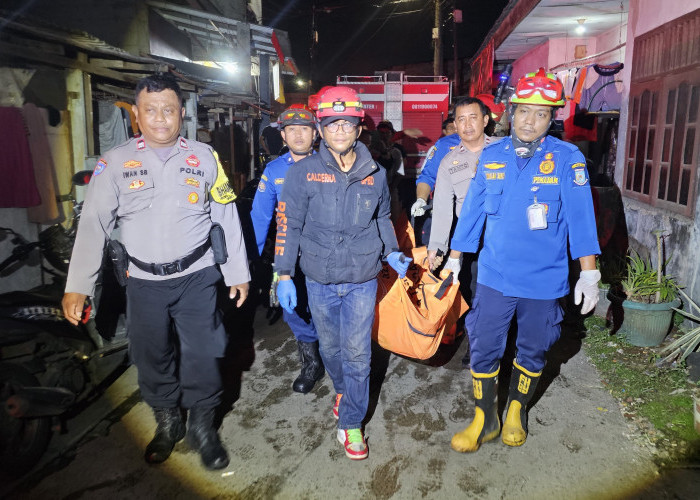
[4,303,700,499]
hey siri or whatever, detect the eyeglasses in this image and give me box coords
[325,121,357,133]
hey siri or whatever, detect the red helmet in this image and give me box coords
[277,106,316,128]
[308,85,334,111]
[288,103,312,111]
[510,68,565,107]
[475,93,506,121]
[316,86,365,120]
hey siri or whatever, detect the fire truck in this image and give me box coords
[336,72,451,176]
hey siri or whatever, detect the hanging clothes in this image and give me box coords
[98,101,128,152]
[580,63,624,112]
[0,107,41,208]
[23,103,60,223]
[563,101,597,142]
[570,66,588,104]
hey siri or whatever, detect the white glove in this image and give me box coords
[411,198,428,217]
[574,269,601,315]
[443,256,462,277]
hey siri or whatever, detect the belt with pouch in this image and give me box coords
[129,239,211,276]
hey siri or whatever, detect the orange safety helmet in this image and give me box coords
[510,68,565,107]
[316,86,365,120]
[475,93,506,121]
[277,106,316,128]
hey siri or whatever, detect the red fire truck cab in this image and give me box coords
[336,72,451,177]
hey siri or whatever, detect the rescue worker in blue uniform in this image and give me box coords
[250,105,324,394]
[62,74,250,470]
[449,69,601,453]
[274,86,410,460]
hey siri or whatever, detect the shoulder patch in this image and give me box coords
[93,158,107,176]
[426,146,436,161]
[210,150,237,204]
[574,168,589,186]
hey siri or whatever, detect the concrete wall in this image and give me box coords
[614,0,700,305]
[547,37,597,71]
[511,40,550,82]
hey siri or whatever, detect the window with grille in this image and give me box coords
[623,9,700,217]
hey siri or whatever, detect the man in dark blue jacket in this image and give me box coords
[274,86,410,460]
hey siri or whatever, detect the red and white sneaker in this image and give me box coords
[332,394,342,420]
[337,428,368,460]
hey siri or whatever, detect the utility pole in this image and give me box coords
[309,1,317,90]
[433,0,442,76]
[452,5,462,93]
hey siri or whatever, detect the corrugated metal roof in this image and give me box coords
[0,10,256,102]
[0,13,160,64]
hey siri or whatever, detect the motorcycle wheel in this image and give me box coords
[0,363,52,477]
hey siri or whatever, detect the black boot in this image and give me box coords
[186,406,229,470]
[145,407,185,464]
[451,367,500,452]
[292,340,325,394]
[502,360,541,447]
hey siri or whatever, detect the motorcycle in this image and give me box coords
[0,170,129,476]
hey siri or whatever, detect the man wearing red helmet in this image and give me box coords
[449,69,601,453]
[274,86,411,460]
[251,106,324,394]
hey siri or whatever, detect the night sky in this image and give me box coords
[263,0,508,89]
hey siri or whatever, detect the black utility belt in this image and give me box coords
[107,224,228,284]
[129,240,212,276]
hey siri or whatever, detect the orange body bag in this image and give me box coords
[372,246,469,359]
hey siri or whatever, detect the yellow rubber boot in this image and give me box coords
[451,368,500,453]
[502,361,541,447]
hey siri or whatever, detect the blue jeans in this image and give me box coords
[305,277,377,430]
[466,283,563,374]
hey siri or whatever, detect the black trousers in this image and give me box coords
[126,266,227,409]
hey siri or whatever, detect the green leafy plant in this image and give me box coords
[659,288,700,363]
[621,251,678,304]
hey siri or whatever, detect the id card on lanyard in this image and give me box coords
[527,196,547,230]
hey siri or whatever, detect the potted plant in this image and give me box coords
[659,288,700,363]
[619,232,681,347]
